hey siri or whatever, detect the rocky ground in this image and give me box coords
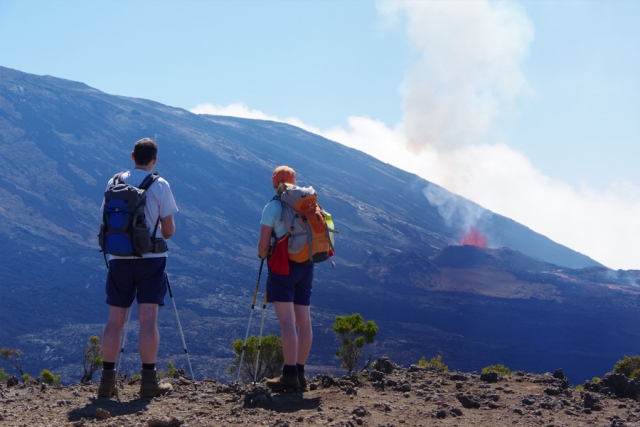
[2,357,640,427]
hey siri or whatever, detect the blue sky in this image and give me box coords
[1,0,639,270]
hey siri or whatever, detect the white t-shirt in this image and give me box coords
[103,169,178,259]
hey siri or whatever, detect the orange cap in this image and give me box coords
[272,165,296,188]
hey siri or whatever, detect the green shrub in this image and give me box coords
[575,384,584,391]
[332,313,378,374]
[1,347,26,381]
[429,355,448,372]
[482,364,511,375]
[21,374,30,382]
[156,361,178,379]
[0,368,8,381]
[613,355,640,377]
[230,334,284,383]
[591,377,602,383]
[81,336,102,383]
[631,370,640,379]
[40,369,61,386]
[418,355,449,372]
[167,361,177,378]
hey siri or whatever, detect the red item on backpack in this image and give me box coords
[268,234,290,275]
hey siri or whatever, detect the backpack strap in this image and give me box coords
[268,195,282,258]
[138,171,160,191]
[110,171,157,188]
[110,172,124,186]
[141,172,163,251]
[151,216,162,243]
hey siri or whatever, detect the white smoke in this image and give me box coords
[374,0,640,269]
[381,0,533,150]
[192,1,640,270]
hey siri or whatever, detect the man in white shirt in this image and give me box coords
[97,138,178,398]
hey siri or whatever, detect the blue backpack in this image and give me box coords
[98,172,160,266]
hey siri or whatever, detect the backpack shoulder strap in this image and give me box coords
[138,171,160,191]
[110,172,124,186]
[270,195,285,221]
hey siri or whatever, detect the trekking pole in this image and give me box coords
[237,258,264,383]
[253,288,268,384]
[167,278,196,386]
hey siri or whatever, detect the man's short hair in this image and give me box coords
[133,138,158,166]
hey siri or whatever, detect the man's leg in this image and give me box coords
[98,305,128,397]
[138,303,160,364]
[137,302,172,397]
[101,306,128,362]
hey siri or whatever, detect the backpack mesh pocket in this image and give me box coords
[132,222,154,255]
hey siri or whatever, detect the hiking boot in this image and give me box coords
[139,369,173,398]
[266,374,300,392]
[298,372,308,391]
[97,369,118,398]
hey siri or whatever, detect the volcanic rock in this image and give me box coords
[2,359,640,426]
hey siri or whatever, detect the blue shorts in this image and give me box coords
[106,258,168,307]
[267,262,314,305]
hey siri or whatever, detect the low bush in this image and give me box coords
[1,347,26,381]
[418,355,448,372]
[230,334,284,383]
[167,361,177,378]
[333,313,378,375]
[40,369,61,386]
[81,336,102,383]
[482,364,511,375]
[613,355,640,377]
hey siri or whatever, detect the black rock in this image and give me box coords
[601,373,640,399]
[480,372,499,383]
[456,393,481,409]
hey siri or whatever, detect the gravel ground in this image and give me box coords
[1,357,639,427]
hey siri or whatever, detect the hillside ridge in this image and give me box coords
[1,66,638,387]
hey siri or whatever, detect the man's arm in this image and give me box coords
[160,214,175,239]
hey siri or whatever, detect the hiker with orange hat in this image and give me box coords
[257,166,313,391]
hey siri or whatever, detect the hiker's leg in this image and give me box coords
[101,306,128,363]
[138,302,172,397]
[294,304,312,365]
[103,259,137,363]
[138,303,160,364]
[274,301,298,365]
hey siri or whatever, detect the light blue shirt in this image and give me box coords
[260,199,288,238]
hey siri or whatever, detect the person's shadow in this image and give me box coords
[270,393,321,413]
[245,390,321,413]
[67,396,152,422]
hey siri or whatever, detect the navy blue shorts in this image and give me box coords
[106,258,168,307]
[267,262,314,305]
